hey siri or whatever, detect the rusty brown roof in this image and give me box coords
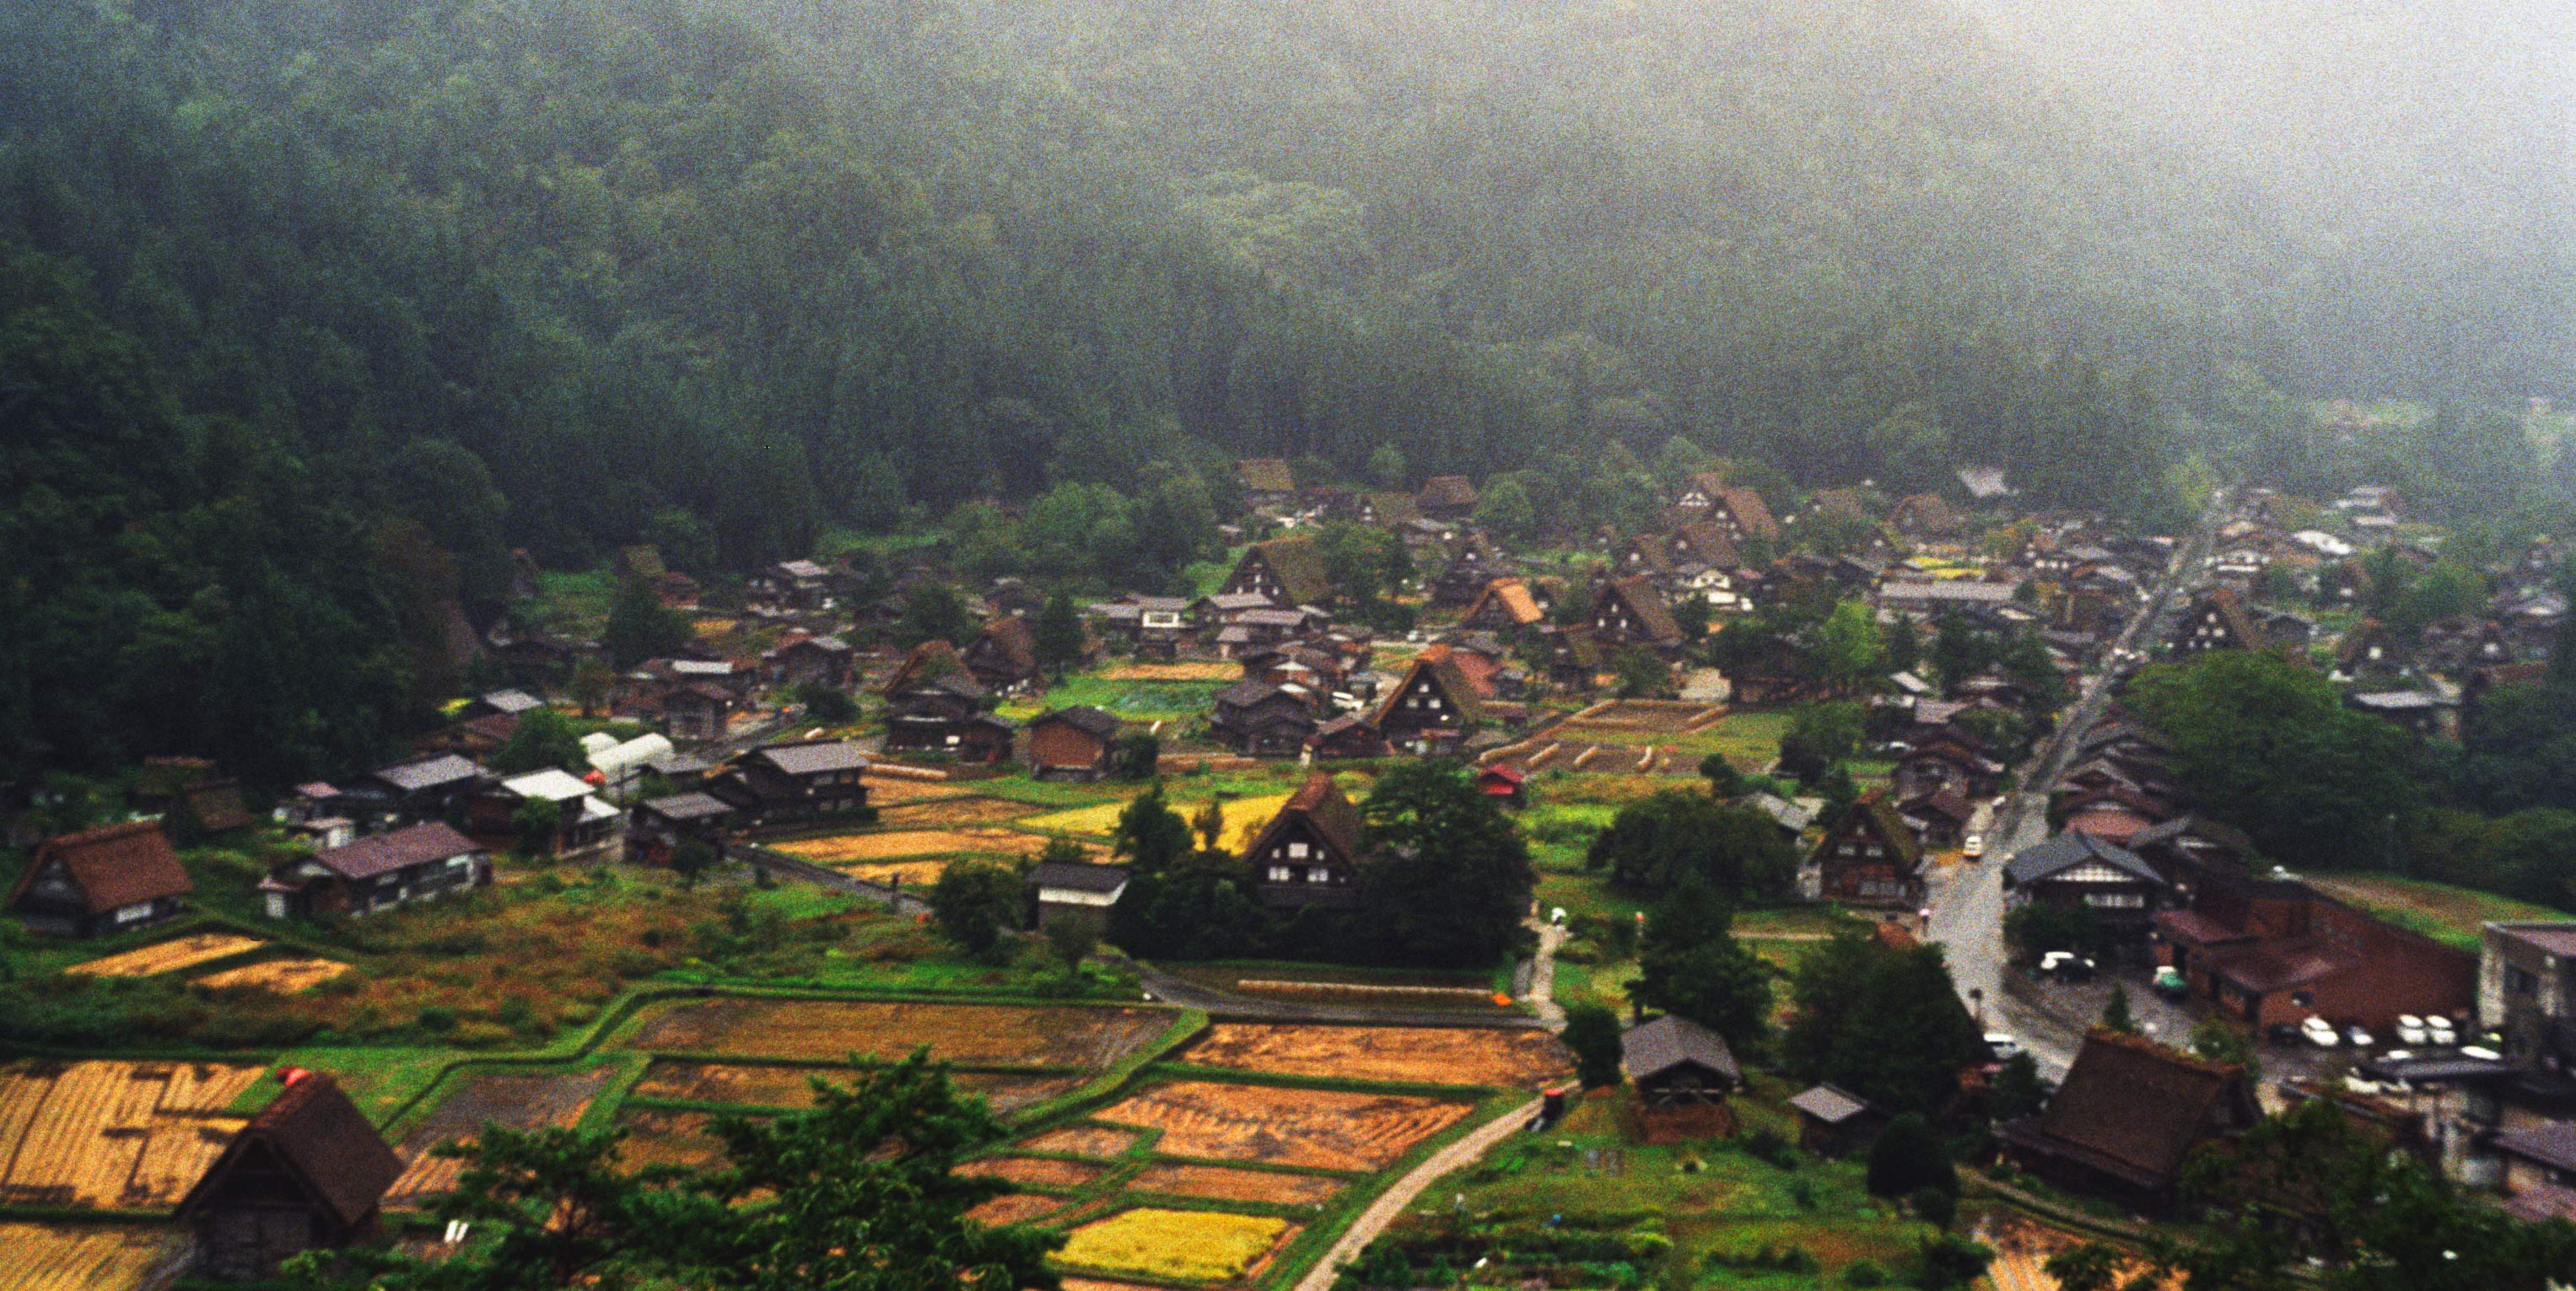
[180,1073,401,1227]
[8,820,192,915]
[2022,1029,2252,1186]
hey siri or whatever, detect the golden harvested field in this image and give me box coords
[966,1192,1064,1226]
[192,957,351,993]
[1018,1125,1140,1159]
[772,827,1070,863]
[0,1062,263,1208]
[875,797,1044,827]
[387,1067,617,1207]
[1022,794,1288,848]
[622,1000,1174,1068]
[1125,1162,1344,1206]
[857,774,972,804]
[1185,1025,1575,1089]
[633,1062,1081,1114]
[1060,1281,1173,1291]
[1057,1208,1295,1283]
[62,934,265,978]
[1095,1082,1471,1172]
[0,1222,191,1291]
[1098,662,1241,682]
[955,1155,1112,1189]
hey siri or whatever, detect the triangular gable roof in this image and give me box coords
[2019,1029,2254,1187]
[1417,475,1479,510]
[878,639,968,696]
[179,1073,401,1227]
[1709,484,1779,539]
[970,616,1039,675]
[1372,654,1489,726]
[1242,772,1367,864]
[1237,458,1296,493]
[1669,522,1746,568]
[1362,492,1420,524]
[1617,534,1678,578]
[1822,790,1924,870]
[1463,578,1545,627]
[1595,576,1684,645]
[1621,1014,1742,1083]
[1031,706,1121,740]
[1245,537,1334,605]
[8,820,192,915]
[2004,831,2163,887]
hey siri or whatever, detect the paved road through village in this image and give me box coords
[1921,491,2228,1079]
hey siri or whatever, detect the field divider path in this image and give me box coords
[1291,1097,1542,1291]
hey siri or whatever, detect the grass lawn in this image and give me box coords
[260,1045,472,1124]
[2300,872,2564,954]
[527,569,617,637]
[1673,709,1792,768]
[994,672,1232,723]
[1393,1075,1928,1281]
[1023,793,1290,847]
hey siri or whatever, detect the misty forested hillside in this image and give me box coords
[0,0,2553,782]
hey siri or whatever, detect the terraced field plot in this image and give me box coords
[1018,1124,1141,1158]
[966,1192,1065,1226]
[1058,1207,1298,1283]
[622,999,1172,1068]
[1097,662,1240,681]
[1094,1081,1472,1172]
[633,1062,1081,1113]
[1021,795,1287,848]
[0,1221,191,1291]
[62,934,264,978]
[1184,1025,1573,1089]
[192,957,350,992]
[387,1067,618,1207]
[873,797,1042,828]
[955,1155,1112,1189]
[612,1109,734,1171]
[856,774,972,804]
[1124,1162,1344,1206]
[0,1061,263,1208]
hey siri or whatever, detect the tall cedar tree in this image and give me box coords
[1033,590,1086,675]
[1629,874,1775,1043]
[1560,1003,1625,1089]
[1358,761,1536,966]
[929,860,1025,956]
[1586,789,1797,898]
[604,577,690,668]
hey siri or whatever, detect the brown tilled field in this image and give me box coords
[1017,1124,1140,1159]
[1552,699,1726,735]
[0,1061,263,1208]
[612,1109,736,1171]
[1097,662,1240,682]
[622,1000,1171,1068]
[62,934,265,978]
[0,1221,191,1291]
[1184,1025,1574,1089]
[1094,1081,1471,1172]
[1124,1161,1344,1206]
[966,1193,1064,1226]
[955,1155,1112,1189]
[770,828,1084,864]
[192,957,351,993]
[633,1062,1080,1113]
[387,1067,617,1206]
[855,774,971,804]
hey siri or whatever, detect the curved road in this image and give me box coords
[1293,1097,1545,1291]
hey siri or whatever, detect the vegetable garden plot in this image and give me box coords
[636,1063,1081,1113]
[612,1109,735,1172]
[0,1062,261,1208]
[1123,1162,1344,1206]
[622,1000,1172,1068]
[1056,1208,1297,1283]
[385,1067,617,1207]
[1183,1025,1574,1089]
[62,934,266,978]
[0,1221,191,1291]
[1016,1124,1140,1159]
[1093,1082,1473,1173]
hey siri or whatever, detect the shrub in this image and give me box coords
[1738,1127,1797,1169]
[1909,1184,1956,1229]
[1843,1259,1889,1287]
[1867,1113,1956,1198]
[416,1004,458,1033]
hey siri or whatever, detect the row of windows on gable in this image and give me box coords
[1836,842,1887,858]
[1266,865,1339,884]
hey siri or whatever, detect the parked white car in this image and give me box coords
[2395,1015,2428,1046]
[1985,1033,2023,1062]
[2344,1023,2374,1049]
[2426,1016,2458,1046]
[1962,835,1986,858]
[2301,1016,2342,1047]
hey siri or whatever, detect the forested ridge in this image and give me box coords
[0,0,2549,784]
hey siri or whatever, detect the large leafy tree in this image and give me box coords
[2128,651,2424,869]
[1359,760,1537,967]
[1628,874,1774,1044]
[1781,931,1985,1116]
[1585,789,1797,899]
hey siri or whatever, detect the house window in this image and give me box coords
[2508,966,2538,995]
[1307,869,1331,884]
[1268,866,1293,883]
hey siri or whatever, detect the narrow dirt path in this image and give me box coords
[1291,1097,1541,1291]
[1523,918,1567,1031]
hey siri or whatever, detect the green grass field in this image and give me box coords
[995,674,1231,723]
[1673,709,1791,768]
[2301,872,2564,954]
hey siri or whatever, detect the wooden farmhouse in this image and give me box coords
[337,754,490,831]
[1219,536,1334,608]
[1460,577,1546,632]
[1241,772,1368,912]
[6,820,192,938]
[2002,831,2171,958]
[1587,576,1685,651]
[964,615,1043,694]
[1790,1084,1888,1159]
[1998,1030,2261,1213]
[1373,654,1485,755]
[1673,474,1779,541]
[1808,792,1927,908]
[1027,706,1121,781]
[1415,474,1479,520]
[725,740,874,822]
[1623,1014,1743,1105]
[1208,680,1319,756]
[2169,587,2272,656]
[626,792,738,867]
[262,822,489,920]
[764,633,855,688]
[1030,862,1129,937]
[177,1072,402,1279]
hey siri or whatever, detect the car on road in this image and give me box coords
[1962,834,1985,858]
[2153,966,2190,1001]
[2395,1014,2428,1046]
[2344,1023,2374,1049]
[1985,1033,2023,1062]
[2302,1016,2342,1048]
[2426,1016,2458,1046]
[2038,951,2095,982]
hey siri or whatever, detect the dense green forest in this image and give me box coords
[0,0,2556,784]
